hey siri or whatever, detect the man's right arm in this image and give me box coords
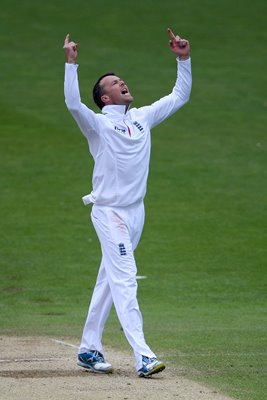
[63,34,98,138]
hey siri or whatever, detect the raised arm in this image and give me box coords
[138,28,192,129]
[63,34,99,138]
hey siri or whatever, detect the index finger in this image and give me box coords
[64,33,70,46]
[167,28,176,41]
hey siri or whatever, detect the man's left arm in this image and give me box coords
[167,27,192,103]
[138,29,192,129]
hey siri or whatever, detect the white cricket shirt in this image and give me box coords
[64,58,192,207]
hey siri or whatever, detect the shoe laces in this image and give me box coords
[142,356,157,366]
[92,350,105,363]
[83,350,104,363]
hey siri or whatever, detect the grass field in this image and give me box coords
[1,1,267,399]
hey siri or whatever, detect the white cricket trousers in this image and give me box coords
[79,201,156,370]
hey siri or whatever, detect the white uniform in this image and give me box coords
[64,58,192,370]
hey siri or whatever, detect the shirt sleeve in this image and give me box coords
[138,58,192,129]
[64,63,99,138]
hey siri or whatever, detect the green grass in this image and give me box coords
[1,0,267,399]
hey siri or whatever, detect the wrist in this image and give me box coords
[178,55,190,61]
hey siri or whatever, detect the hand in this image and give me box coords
[63,34,78,64]
[167,28,190,60]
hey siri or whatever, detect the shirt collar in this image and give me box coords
[102,104,129,118]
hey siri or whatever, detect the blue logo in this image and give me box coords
[118,243,127,256]
[114,126,127,134]
[133,121,144,133]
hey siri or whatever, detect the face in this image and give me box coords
[100,75,133,107]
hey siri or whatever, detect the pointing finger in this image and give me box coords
[167,28,176,41]
[167,28,181,43]
[64,33,70,47]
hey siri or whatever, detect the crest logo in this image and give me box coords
[133,121,144,133]
[118,243,127,256]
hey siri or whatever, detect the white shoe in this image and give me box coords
[77,351,113,374]
[138,355,165,377]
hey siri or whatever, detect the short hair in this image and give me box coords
[93,72,116,110]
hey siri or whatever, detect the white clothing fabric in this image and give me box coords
[64,57,192,370]
[79,201,154,370]
[64,58,192,207]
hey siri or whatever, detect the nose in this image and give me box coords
[120,79,125,86]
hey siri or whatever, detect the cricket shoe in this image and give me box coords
[77,351,113,374]
[138,355,165,377]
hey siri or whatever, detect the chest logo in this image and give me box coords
[114,126,127,134]
[133,121,144,133]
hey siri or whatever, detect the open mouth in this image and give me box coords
[121,88,129,95]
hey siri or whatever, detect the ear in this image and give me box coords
[101,94,110,105]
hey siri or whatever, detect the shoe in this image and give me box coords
[77,351,113,374]
[138,355,165,377]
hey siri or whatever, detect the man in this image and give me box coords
[63,28,192,377]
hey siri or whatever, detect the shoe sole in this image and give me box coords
[77,360,113,374]
[138,362,165,378]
